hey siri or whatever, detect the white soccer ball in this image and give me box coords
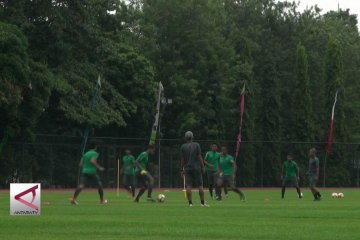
[338,193,344,198]
[157,194,165,203]
[331,192,338,198]
[298,192,303,198]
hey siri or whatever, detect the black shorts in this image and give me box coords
[123,174,135,187]
[80,173,102,187]
[207,171,217,185]
[185,168,203,188]
[135,172,152,188]
[282,177,299,187]
[219,175,235,187]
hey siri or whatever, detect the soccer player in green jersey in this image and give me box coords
[307,148,322,201]
[204,143,220,198]
[281,153,302,199]
[70,143,106,205]
[122,149,135,197]
[134,146,156,202]
[215,146,245,201]
[180,131,208,207]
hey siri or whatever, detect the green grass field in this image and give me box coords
[1,189,359,239]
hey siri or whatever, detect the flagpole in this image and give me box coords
[235,84,246,160]
[80,75,101,155]
[78,75,101,185]
[149,82,164,146]
[149,82,164,189]
[323,90,338,188]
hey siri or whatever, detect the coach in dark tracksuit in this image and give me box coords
[180,131,209,207]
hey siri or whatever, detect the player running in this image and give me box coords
[180,131,208,207]
[281,153,302,199]
[70,143,106,205]
[204,143,220,199]
[133,146,156,202]
[215,146,245,201]
[307,148,322,201]
[122,149,135,198]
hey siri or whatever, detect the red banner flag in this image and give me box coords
[235,85,246,159]
[326,91,338,156]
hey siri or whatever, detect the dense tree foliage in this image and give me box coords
[1,0,360,186]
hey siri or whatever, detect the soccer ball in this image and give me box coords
[338,193,344,198]
[298,192,303,198]
[331,192,338,198]
[157,194,165,203]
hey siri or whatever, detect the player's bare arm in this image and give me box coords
[135,160,148,175]
[203,153,214,168]
[180,157,185,176]
[198,154,205,173]
[90,158,104,171]
[204,160,213,168]
[180,157,184,170]
[232,161,237,177]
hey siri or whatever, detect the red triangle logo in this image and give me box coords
[14,185,39,211]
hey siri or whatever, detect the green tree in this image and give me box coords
[290,44,313,163]
[0,0,156,134]
[222,0,264,186]
[140,0,239,140]
[0,22,54,183]
[324,37,349,186]
[258,56,281,186]
[0,22,30,153]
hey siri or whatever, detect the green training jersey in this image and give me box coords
[122,155,135,175]
[219,154,234,176]
[205,151,220,172]
[136,151,148,172]
[82,150,98,174]
[283,160,298,178]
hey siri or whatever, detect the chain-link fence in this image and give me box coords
[1,135,360,188]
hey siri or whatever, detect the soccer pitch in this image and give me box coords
[1,189,359,240]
